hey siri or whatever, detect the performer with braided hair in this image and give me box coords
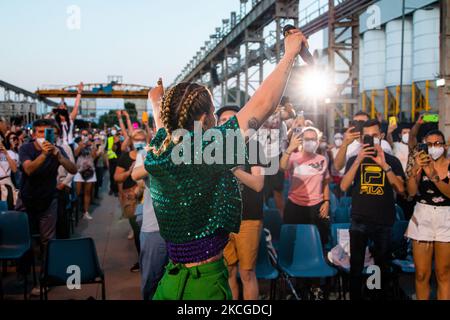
[142,28,307,300]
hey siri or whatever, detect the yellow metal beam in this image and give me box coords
[371,90,376,119]
[362,91,367,113]
[412,82,416,122]
[395,85,400,116]
[425,80,430,111]
[384,88,389,120]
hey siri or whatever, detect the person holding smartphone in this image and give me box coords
[74,129,98,220]
[0,137,18,209]
[340,119,405,300]
[406,130,450,300]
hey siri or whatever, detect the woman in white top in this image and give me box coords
[0,136,18,209]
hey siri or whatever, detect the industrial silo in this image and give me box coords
[385,18,413,119]
[412,6,440,113]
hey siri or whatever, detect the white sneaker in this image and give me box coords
[30,286,41,297]
[83,212,93,220]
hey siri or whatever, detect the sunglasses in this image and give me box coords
[426,141,445,147]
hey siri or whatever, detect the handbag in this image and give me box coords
[120,185,138,219]
[80,167,94,180]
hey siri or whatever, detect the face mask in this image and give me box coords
[36,138,45,146]
[401,133,409,144]
[335,139,343,147]
[111,130,117,136]
[373,137,381,145]
[429,147,445,160]
[82,135,89,143]
[133,142,146,151]
[61,122,67,126]
[303,141,318,153]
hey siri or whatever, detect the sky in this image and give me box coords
[0,0,322,113]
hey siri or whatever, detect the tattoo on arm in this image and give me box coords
[248,117,259,130]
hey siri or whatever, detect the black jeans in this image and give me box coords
[95,166,104,198]
[108,159,118,194]
[284,199,329,246]
[349,220,392,300]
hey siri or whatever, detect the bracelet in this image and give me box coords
[383,166,393,173]
[284,151,292,156]
[323,199,330,203]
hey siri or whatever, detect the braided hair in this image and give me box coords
[152,83,214,156]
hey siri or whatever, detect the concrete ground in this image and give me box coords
[1,181,142,300]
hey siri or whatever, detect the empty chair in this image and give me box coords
[0,211,35,299]
[263,209,283,247]
[255,229,279,299]
[278,224,337,279]
[0,201,7,212]
[41,237,105,300]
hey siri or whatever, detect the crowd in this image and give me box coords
[0,27,449,301]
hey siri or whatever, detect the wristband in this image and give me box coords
[383,166,393,173]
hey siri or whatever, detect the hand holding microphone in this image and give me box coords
[283,24,314,65]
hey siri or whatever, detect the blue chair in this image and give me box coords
[330,223,351,248]
[395,204,406,221]
[0,211,35,300]
[0,201,7,212]
[278,224,337,279]
[255,230,279,299]
[339,196,352,208]
[263,209,283,248]
[329,192,338,217]
[333,206,351,223]
[41,237,105,300]
[266,198,277,210]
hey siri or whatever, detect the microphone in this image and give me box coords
[283,24,314,65]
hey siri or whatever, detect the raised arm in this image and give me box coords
[148,78,164,130]
[116,111,129,138]
[122,110,134,136]
[236,29,306,137]
[70,82,83,121]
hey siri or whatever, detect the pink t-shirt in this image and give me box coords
[288,152,330,207]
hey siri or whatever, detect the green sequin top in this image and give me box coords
[144,116,247,244]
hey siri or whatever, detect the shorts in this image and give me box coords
[153,258,231,300]
[223,220,263,270]
[74,172,97,183]
[406,202,450,242]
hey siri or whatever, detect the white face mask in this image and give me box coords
[335,139,343,147]
[111,130,117,136]
[429,147,445,160]
[36,138,45,146]
[320,142,327,150]
[303,141,318,153]
[401,133,409,144]
[374,137,381,145]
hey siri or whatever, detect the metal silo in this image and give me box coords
[412,6,440,82]
[362,29,386,91]
[385,19,413,87]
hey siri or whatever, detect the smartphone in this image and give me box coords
[422,114,439,123]
[142,111,149,123]
[363,135,377,157]
[417,143,428,155]
[45,128,55,144]
[389,116,397,126]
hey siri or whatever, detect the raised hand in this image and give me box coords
[149,78,164,103]
[284,28,308,59]
[287,133,302,153]
[343,127,360,146]
[77,82,84,94]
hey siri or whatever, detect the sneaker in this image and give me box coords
[30,286,41,297]
[130,262,140,273]
[310,287,325,301]
[127,231,134,240]
[83,212,93,220]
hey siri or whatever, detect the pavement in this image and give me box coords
[1,180,142,300]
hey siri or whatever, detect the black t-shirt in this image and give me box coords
[416,163,450,206]
[117,151,136,190]
[240,141,266,220]
[345,153,405,226]
[19,141,69,209]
